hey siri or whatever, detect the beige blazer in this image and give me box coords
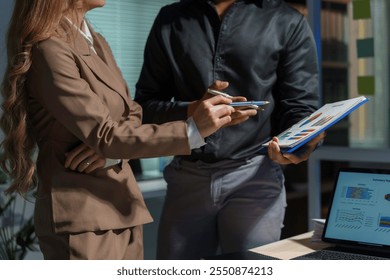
[26,25,191,235]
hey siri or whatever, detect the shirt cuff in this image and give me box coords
[186,117,206,149]
[104,158,121,168]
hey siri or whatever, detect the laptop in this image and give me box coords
[293,167,390,260]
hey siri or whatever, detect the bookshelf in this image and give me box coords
[287,0,351,146]
[281,0,390,235]
[281,0,352,237]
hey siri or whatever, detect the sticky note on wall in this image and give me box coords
[353,0,371,20]
[357,76,375,95]
[356,38,374,58]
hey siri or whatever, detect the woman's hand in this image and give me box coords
[188,80,257,136]
[268,132,325,165]
[206,81,257,126]
[191,95,234,138]
[65,143,106,173]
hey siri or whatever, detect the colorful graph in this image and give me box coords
[279,131,292,141]
[336,209,364,225]
[287,129,317,141]
[299,113,322,127]
[345,186,373,200]
[379,216,390,228]
[288,137,302,140]
[312,115,334,126]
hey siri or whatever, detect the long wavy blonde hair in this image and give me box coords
[0,0,79,195]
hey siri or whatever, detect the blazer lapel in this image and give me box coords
[73,30,130,104]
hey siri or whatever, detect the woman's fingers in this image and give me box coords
[65,143,106,173]
[192,96,235,137]
[65,144,94,169]
[77,154,106,173]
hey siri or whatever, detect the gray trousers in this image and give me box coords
[157,155,287,260]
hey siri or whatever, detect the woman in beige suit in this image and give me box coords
[0,0,247,260]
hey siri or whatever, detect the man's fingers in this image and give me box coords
[209,80,229,91]
[268,133,323,165]
[231,96,247,102]
[281,153,302,164]
[226,116,249,127]
[205,95,233,106]
[232,109,257,118]
[268,137,293,165]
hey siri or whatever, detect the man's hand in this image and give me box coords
[229,104,258,126]
[268,132,325,165]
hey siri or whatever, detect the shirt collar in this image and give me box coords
[82,20,94,46]
[65,17,96,54]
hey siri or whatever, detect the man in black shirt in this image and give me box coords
[135,0,324,259]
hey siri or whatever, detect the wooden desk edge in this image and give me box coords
[250,231,330,260]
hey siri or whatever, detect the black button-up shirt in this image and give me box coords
[135,0,319,163]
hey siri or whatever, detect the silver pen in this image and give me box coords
[230,101,270,107]
[207,88,234,99]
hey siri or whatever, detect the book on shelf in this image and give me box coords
[262,96,369,153]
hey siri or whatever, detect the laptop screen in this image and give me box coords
[322,168,390,250]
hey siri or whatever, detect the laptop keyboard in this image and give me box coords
[292,248,389,260]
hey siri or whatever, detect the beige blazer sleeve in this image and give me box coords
[28,33,191,159]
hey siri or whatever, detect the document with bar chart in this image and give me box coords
[262,96,368,153]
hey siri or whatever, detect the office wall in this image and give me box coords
[0,1,14,141]
[0,1,13,88]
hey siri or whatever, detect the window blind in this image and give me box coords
[87,1,177,176]
[87,0,177,97]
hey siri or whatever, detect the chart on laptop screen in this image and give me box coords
[325,170,390,245]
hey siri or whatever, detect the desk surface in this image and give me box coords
[250,231,330,260]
